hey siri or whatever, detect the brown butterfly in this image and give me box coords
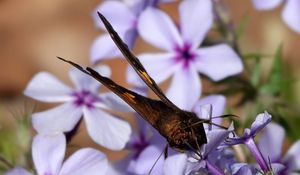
[58,12,210,155]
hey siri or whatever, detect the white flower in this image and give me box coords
[24,66,131,150]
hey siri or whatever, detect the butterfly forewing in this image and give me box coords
[97,12,178,110]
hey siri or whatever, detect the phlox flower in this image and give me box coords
[128,0,243,110]
[252,0,300,33]
[5,133,108,175]
[91,0,175,63]
[24,66,131,150]
[225,111,272,173]
[258,123,300,174]
[163,127,234,175]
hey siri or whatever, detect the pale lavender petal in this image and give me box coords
[69,65,111,91]
[59,148,108,175]
[138,7,183,51]
[283,140,300,171]
[164,154,188,175]
[166,65,201,110]
[203,129,231,156]
[250,111,272,136]
[24,72,73,102]
[252,0,283,10]
[133,145,164,175]
[92,1,136,31]
[97,92,133,112]
[282,0,300,33]
[32,103,83,134]
[179,0,213,48]
[83,107,131,150]
[127,52,178,86]
[258,123,284,162]
[270,163,286,174]
[193,95,226,124]
[32,133,65,175]
[4,167,32,175]
[90,34,122,63]
[195,44,243,81]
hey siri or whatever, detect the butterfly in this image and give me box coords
[58,12,211,155]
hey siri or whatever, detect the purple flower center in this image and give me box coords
[132,133,149,159]
[72,90,97,108]
[174,43,196,69]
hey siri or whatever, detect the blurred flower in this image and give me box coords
[258,123,300,174]
[128,0,243,110]
[108,115,166,175]
[226,112,272,173]
[5,133,108,175]
[91,0,175,63]
[24,66,131,150]
[252,0,300,33]
[163,154,188,175]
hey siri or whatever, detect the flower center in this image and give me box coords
[72,90,97,108]
[131,133,149,159]
[174,43,196,68]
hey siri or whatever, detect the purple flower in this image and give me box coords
[128,0,243,110]
[91,0,174,63]
[24,66,132,150]
[163,128,234,175]
[258,123,300,174]
[163,154,188,175]
[5,133,108,175]
[108,116,166,175]
[226,111,272,173]
[252,0,300,33]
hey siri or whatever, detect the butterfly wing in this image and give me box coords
[97,12,178,110]
[58,57,173,129]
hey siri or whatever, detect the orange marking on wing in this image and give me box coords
[139,70,153,85]
[123,92,136,104]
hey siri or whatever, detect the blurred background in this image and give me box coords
[0,0,300,160]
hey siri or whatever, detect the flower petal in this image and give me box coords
[166,65,201,110]
[32,103,83,133]
[282,0,300,33]
[193,94,226,125]
[251,0,283,10]
[4,167,32,175]
[133,145,164,175]
[127,52,178,86]
[92,1,136,31]
[195,44,243,81]
[59,148,108,175]
[69,65,111,91]
[97,92,133,112]
[24,72,73,102]
[138,7,183,51]
[258,123,284,162]
[90,34,123,64]
[250,111,272,136]
[32,133,66,175]
[83,107,131,150]
[164,154,188,175]
[179,0,213,48]
[203,129,232,156]
[283,140,300,172]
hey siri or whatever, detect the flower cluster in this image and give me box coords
[3,0,300,175]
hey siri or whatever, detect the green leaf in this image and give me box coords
[260,44,285,95]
